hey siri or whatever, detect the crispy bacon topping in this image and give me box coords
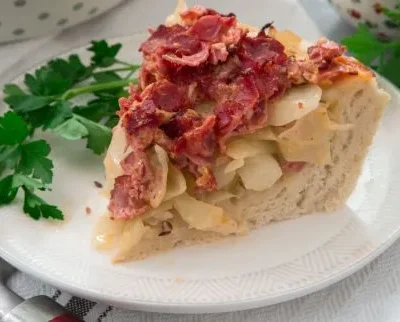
[162,42,210,67]
[289,38,373,85]
[109,151,154,219]
[109,6,368,219]
[307,38,346,64]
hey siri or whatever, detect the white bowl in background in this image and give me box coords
[0,0,125,43]
[329,0,400,39]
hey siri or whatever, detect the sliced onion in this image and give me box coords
[114,218,146,262]
[92,214,126,251]
[244,127,277,141]
[202,190,235,205]
[277,107,333,165]
[103,123,131,193]
[173,193,237,235]
[269,84,322,126]
[237,154,283,191]
[144,210,174,226]
[214,164,236,189]
[226,138,271,159]
[164,163,187,201]
[142,201,174,221]
[149,145,169,208]
[224,158,245,173]
[278,139,330,165]
[215,155,231,167]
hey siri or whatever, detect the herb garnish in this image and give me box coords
[0,40,139,220]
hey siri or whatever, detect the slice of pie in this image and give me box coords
[94,1,390,262]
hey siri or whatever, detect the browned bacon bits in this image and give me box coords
[109,6,364,220]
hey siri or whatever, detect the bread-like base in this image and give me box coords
[114,77,389,262]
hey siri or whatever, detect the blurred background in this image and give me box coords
[1,0,399,85]
[0,0,353,85]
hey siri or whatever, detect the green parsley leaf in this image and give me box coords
[25,66,73,96]
[342,24,389,65]
[0,175,18,205]
[19,140,53,184]
[48,55,91,85]
[379,56,400,85]
[22,187,63,220]
[3,84,25,96]
[73,98,118,122]
[12,173,45,190]
[88,40,122,67]
[40,204,64,220]
[52,117,89,140]
[21,101,72,130]
[24,74,43,96]
[43,101,73,129]
[73,102,111,122]
[0,112,29,145]
[105,115,119,128]
[4,94,53,113]
[0,146,21,171]
[75,114,112,154]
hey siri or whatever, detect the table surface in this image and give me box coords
[2,1,400,321]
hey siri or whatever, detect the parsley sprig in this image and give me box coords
[0,40,140,220]
[342,4,400,87]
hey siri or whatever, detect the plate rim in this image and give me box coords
[0,35,399,314]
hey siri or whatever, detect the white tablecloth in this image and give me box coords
[2,0,400,321]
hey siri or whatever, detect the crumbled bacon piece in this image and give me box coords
[122,100,170,149]
[123,99,158,132]
[175,114,217,166]
[144,80,188,112]
[109,175,149,219]
[288,38,370,85]
[280,160,306,173]
[189,15,224,41]
[162,42,210,67]
[108,151,154,219]
[307,38,346,65]
[161,109,203,139]
[138,67,156,89]
[238,34,286,70]
[210,43,229,64]
[180,6,216,24]
[139,24,187,55]
[119,84,141,115]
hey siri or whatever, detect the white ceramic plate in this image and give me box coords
[1,34,400,314]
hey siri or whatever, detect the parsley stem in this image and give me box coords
[60,78,138,100]
[92,65,140,75]
[115,59,135,67]
[125,70,136,80]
